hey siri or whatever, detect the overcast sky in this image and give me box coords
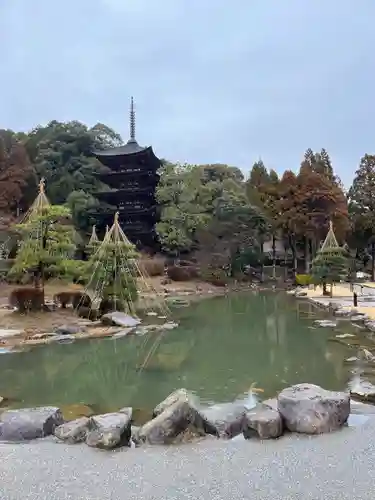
[1,0,375,186]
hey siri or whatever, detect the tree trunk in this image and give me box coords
[290,238,297,279]
[34,224,47,308]
[372,242,375,281]
[272,234,276,279]
[322,282,327,295]
[304,237,310,274]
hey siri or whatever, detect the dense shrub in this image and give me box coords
[138,258,165,277]
[167,265,198,281]
[9,287,44,313]
[178,260,196,267]
[53,291,92,309]
[201,269,229,287]
[99,297,126,316]
[295,274,313,286]
[77,306,99,321]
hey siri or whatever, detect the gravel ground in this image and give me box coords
[1,419,375,500]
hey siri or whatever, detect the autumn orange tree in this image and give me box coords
[0,131,37,217]
[277,150,349,275]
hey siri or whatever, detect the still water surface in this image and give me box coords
[0,292,353,412]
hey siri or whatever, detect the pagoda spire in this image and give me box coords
[129,96,136,141]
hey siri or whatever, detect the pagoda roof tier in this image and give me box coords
[94,139,147,157]
[93,141,161,169]
[96,169,159,183]
[94,206,156,217]
[96,190,156,203]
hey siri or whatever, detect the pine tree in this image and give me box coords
[348,154,375,280]
[84,214,139,314]
[9,203,77,300]
[311,222,348,296]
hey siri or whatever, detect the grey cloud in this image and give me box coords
[1,0,375,185]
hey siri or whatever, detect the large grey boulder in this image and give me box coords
[278,383,350,434]
[54,417,90,444]
[262,398,278,412]
[243,404,283,439]
[201,401,247,439]
[101,312,140,328]
[86,408,132,449]
[153,388,199,417]
[0,407,64,441]
[139,398,217,445]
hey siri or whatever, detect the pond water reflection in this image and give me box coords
[0,292,353,413]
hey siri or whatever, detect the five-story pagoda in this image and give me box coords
[93,98,161,248]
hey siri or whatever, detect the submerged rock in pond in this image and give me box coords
[111,328,134,339]
[101,312,141,328]
[351,315,367,322]
[243,405,283,439]
[55,335,76,344]
[278,383,350,434]
[365,320,375,333]
[61,404,96,421]
[86,408,132,449]
[167,298,190,307]
[132,408,153,426]
[201,401,247,439]
[334,308,353,318]
[161,321,179,330]
[314,320,337,328]
[0,407,64,441]
[54,417,90,444]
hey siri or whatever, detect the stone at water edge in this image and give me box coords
[262,398,278,412]
[101,312,141,328]
[54,417,90,444]
[0,407,64,441]
[153,388,200,417]
[54,324,83,335]
[349,380,375,404]
[138,399,218,445]
[243,405,283,440]
[201,401,247,439]
[277,384,350,434]
[86,408,132,449]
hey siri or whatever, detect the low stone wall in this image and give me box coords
[0,384,353,450]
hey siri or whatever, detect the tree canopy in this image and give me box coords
[1,118,373,279]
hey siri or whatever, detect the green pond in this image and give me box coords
[0,292,355,414]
